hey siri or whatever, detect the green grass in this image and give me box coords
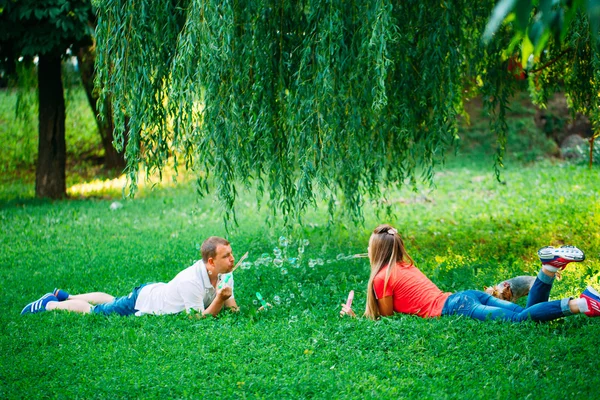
[1,88,599,398]
[1,160,599,399]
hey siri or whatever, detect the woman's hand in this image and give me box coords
[340,303,356,318]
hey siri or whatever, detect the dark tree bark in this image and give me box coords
[36,54,66,199]
[77,45,127,171]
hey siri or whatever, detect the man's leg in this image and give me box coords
[69,292,115,304]
[46,299,94,313]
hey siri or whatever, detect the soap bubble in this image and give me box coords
[290,293,295,299]
[273,295,281,305]
[288,257,297,265]
[241,261,252,270]
[316,258,324,266]
[273,247,282,258]
[308,259,316,268]
[281,268,288,275]
[297,282,303,288]
[336,253,344,260]
[279,236,288,247]
[303,239,310,246]
[297,246,305,254]
[261,253,269,259]
[253,300,258,305]
[273,258,283,267]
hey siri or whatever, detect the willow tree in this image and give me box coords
[94,0,600,225]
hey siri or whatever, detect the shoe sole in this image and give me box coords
[538,247,585,262]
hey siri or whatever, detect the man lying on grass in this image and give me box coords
[340,224,600,322]
[21,236,238,318]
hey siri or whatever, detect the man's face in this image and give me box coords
[211,244,235,274]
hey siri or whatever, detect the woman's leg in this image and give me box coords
[525,268,554,308]
[443,290,572,322]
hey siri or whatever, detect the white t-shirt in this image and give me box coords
[134,260,234,316]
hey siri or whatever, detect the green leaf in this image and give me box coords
[483,0,518,43]
[514,0,532,31]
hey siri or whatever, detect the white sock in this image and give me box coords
[542,264,560,273]
[576,298,589,313]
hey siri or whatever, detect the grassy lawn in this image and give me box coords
[1,89,599,398]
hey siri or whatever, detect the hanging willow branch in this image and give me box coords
[94,0,599,226]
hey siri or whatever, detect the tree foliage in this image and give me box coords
[94,0,600,225]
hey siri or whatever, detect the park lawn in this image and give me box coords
[1,157,599,399]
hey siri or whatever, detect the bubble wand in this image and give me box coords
[218,273,232,289]
[231,251,249,272]
[352,253,368,258]
[345,290,354,309]
[256,292,268,308]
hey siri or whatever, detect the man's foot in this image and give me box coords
[537,245,585,270]
[580,286,600,317]
[53,288,70,301]
[20,293,58,315]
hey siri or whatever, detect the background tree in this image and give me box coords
[94,0,599,225]
[0,0,127,197]
[0,0,94,198]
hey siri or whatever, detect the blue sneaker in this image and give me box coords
[537,245,585,270]
[53,288,70,301]
[20,293,58,315]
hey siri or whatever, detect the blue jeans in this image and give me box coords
[92,284,148,316]
[441,271,572,322]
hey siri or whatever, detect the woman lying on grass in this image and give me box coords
[340,224,600,322]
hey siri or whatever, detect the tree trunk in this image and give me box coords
[77,45,127,171]
[36,54,66,199]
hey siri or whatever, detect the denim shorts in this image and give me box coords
[92,284,148,316]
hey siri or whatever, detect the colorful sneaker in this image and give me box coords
[537,245,585,269]
[20,293,58,315]
[53,288,70,301]
[580,286,600,317]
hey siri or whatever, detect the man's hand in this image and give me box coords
[217,286,232,301]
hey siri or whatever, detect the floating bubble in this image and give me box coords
[241,261,252,270]
[273,247,282,258]
[273,258,283,267]
[297,283,303,288]
[254,260,263,267]
[308,259,316,268]
[317,258,324,266]
[273,295,281,305]
[281,268,288,275]
[290,293,295,299]
[261,253,269,259]
[288,257,297,265]
[297,246,305,254]
[303,239,310,246]
[336,253,344,260]
[253,299,258,305]
[286,298,291,304]
[279,236,288,247]
[326,260,333,264]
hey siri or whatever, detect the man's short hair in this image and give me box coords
[201,236,230,263]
